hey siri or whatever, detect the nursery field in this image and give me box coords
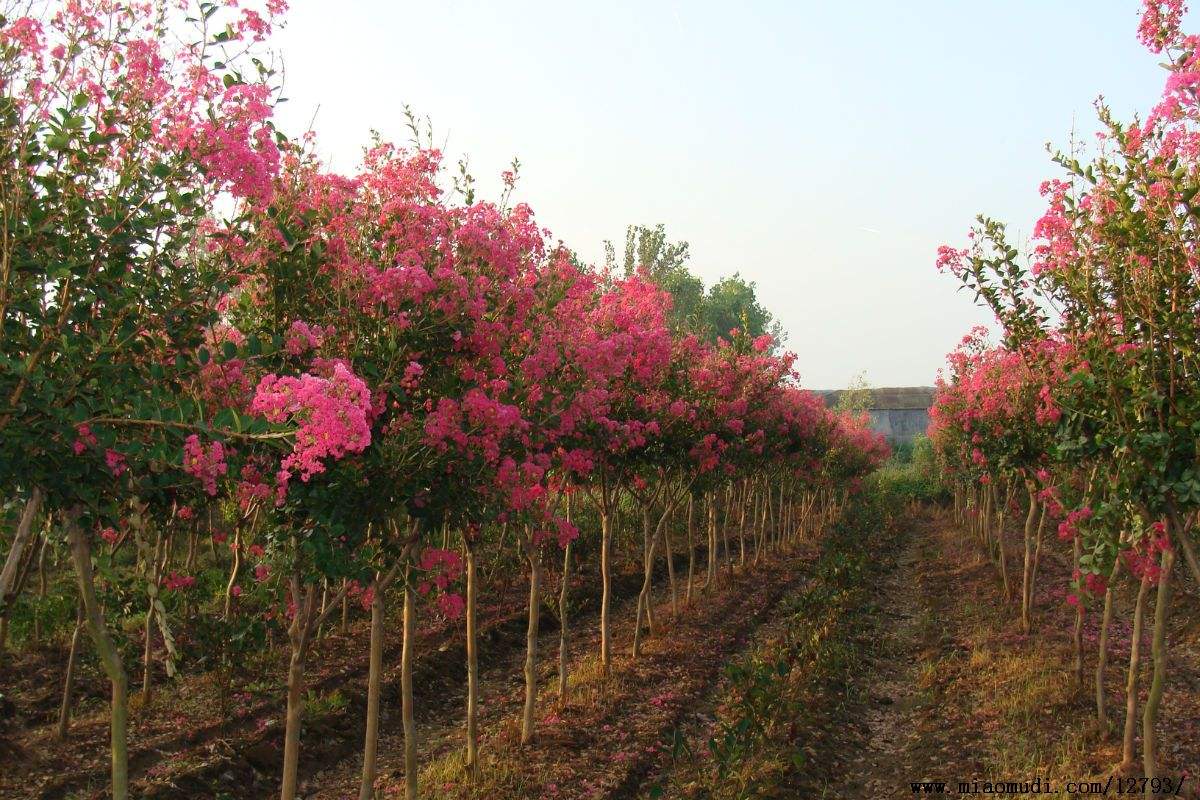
[6,0,1200,798]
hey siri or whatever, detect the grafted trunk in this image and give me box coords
[142,527,169,705]
[1142,547,1174,793]
[521,530,542,743]
[685,494,695,603]
[662,517,676,617]
[737,482,748,567]
[359,575,386,799]
[558,537,572,700]
[994,483,1011,600]
[633,507,655,650]
[68,521,129,800]
[281,568,349,800]
[1072,534,1084,685]
[721,484,733,575]
[1095,557,1120,728]
[1030,502,1047,601]
[1020,481,1038,633]
[360,554,406,800]
[1121,572,1151,770]
[632,507,661,659]
[280,584,317,800]
[223,527,242,620]
[600,502,613,675]
[401,570,417,800]
[705,493,717,589]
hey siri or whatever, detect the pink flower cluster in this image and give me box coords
[284,320,331,357]
[250,363,373,500]
[183,435,228,496]
[163,572,196,592]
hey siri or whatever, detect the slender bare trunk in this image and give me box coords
[995,484,1011,600]
[737,482,748,567]
[142,528,167,704]
[33,533,47,643]
[663,514,677,617]
[685,494,695,603]
[463,543,481,777]
[1020,481,1037,634]
[402,568,417,800]
[1096,557,1121,728]
[1142,548,1174,793]
[558,538,571,700]
[1072,534,1084,685]
[1030,502,1046,602]
[223,527,242,620]
[341,578,350,634]
[1121,572,1151,770]
[280,584,317,800]
[521,531,542,743]
[633,508,660,659]
[721,485,733,574]
[68,521,129,800]
[600,498,613,675]
[359,570,388,800]
[705,494,716,589]
[57,600,84,739]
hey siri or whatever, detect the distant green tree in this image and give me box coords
[605,224,784,348]
[835,372,875,417]
[702,274,784,346]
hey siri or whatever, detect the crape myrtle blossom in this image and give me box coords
[249,363,373,501]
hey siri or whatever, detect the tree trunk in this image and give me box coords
[685,494,695,603]
[359,570,388,800]
[280,584,317,800]
[632,508,660,659]
[600,502,613,675]
[721,485,733,574]
[402,569,417,800]
[1072,534,1084,685]
[464,543,480,777]
[33,532,48,644]
[57,600,84,739]
[1030,501,1047,603]
[68,520,129,800]
[1096,557,1121,728]
[558,537,571,701]
[0,487,44,606]
[142,528,167,705]
[521,530,543,743]
[185,530,197,573]
[1121,572,1151,770]
[1020,481,1037,634]
[663,515,677,617]
[995,484,1011,600]
[737,483,748,567]
[1142,547,1174,793]
[223,527,242,620]
[705,494,716,590]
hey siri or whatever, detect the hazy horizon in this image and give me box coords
[274,1,1177,389]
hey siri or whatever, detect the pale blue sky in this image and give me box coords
[274,1,1174,388]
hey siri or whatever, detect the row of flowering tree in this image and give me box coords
[0,2,889,799]
[931,2,1200,793]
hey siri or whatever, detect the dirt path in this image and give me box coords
[838,510,1200,800]
[835,514,988,798]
